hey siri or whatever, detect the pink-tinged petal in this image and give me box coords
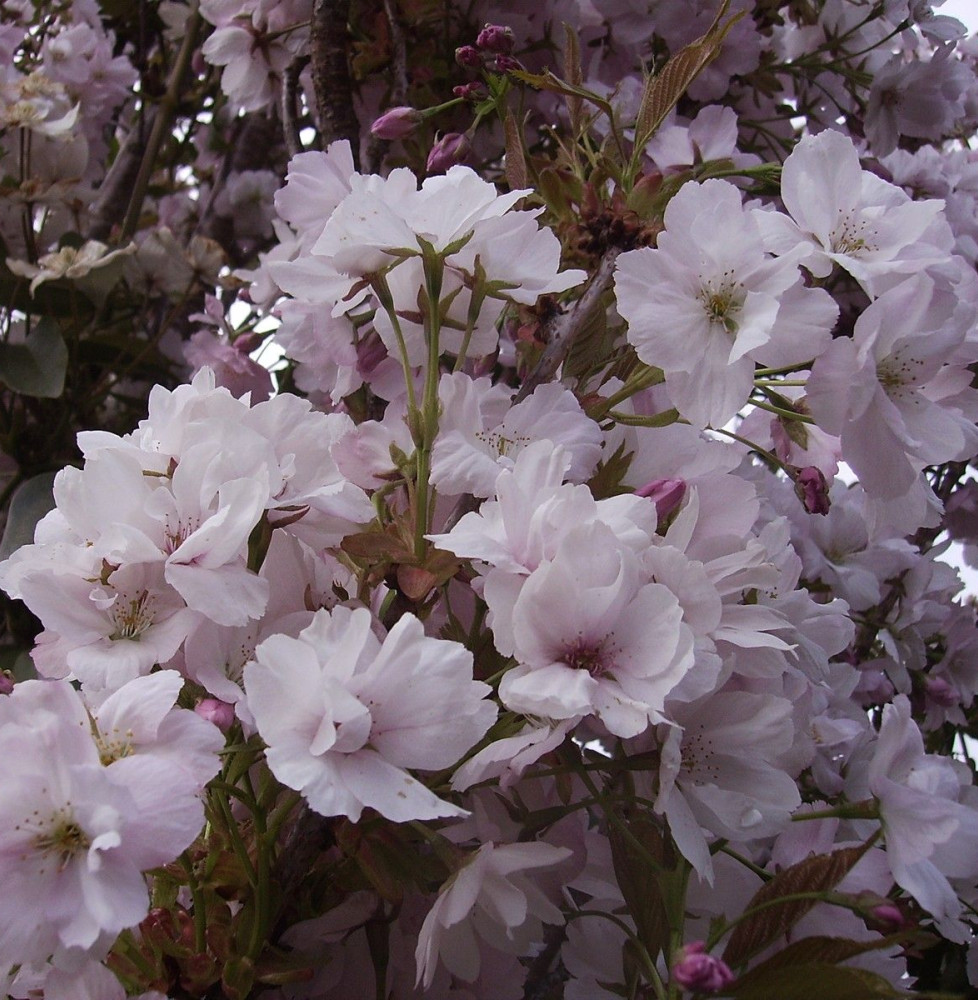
[499,662,595,720]
[333,750,467,822]
[780,131,861,243]
[165,562,268,626]
[92,670,183,744]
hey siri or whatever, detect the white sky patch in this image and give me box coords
[940,0,977,32]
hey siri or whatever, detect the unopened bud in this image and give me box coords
[476,23,515,54]
[672,942,734,993]
[793,465,830,515]
[672,942,734,994]
[426,132,471,174]
[925,675,959,708]
[356,330,388,375]
[453,82,486,101]
[0,672,13,695]
[491,54,523,74]
[370,105,423,141]
[455,45,483,69]
[233,331,262,354]
[871,902,908,931]
[195,698,235,732]
[636,477,686,522]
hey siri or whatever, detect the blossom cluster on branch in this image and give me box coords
[3,0,978,998]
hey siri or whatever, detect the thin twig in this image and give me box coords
[513,247,620,403]
[281,55,310,159]
[120,2,202,242]
[383,0,409,103]
[365,0,410,172]
[89,112,156,241]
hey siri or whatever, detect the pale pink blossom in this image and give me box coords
[415,841,571,988]
[244,606,496,822]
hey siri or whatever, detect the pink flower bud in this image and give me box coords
[672,942,735,994]
[195,698,235,732]
[491,54,523,74]
[0,672,13,695]
[233,331,262,354]
[635,477,686,521]
[426,132,471,174]
[793,465,831,515]
[870,902,910,932]
[925,675,959,708]
[356,330,387,375]
[453,82,486,101]
[476,23,515,54]
[370,106,423,141]
[455,45,483,69]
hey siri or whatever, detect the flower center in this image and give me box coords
[30,809,91,873]
[110,589,155,640]
[699,275,743,335]
[475,429,530,458]
[563,637,612,677]
[831,216,877,256]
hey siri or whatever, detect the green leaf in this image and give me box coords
[633,0,746,150]
[0,317,68,397]
[721,846,869,967]
[727,962,908,1000]
[0,470,57,560]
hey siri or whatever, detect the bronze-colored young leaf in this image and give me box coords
[633,0,746,150]
[607,814,672,960]
[721,845,869,967]
[510,69,614,117]
[727,962,908,1000]
[562,24,584,135]
[730,934,913,993]
[504,109,528,191]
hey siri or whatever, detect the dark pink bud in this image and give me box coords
[492,54,523,74]
[635,477,686,521]
[870,902,910,932]
[356,330,387,375]
[233,331,262,354]
[476,23,515,54]
[672,942,735,994]
[195,698,235,732]
[426,132,471,174]
[453,82,486,101]
[0,672,13,695]
[370,106,423,140]
[455,45,483,69]
[925,675,959,708]
[794,465,830,515]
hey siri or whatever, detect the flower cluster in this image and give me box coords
[3,0,978,998]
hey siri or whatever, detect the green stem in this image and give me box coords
[592,364,665,416]
[414,251,445,559]
[568,910,668,1000]
[705,891,864,953]
[750,398,815,424]
[180,851,207,953]
[371,271,418,417]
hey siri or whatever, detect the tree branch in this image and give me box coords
[513,247,620,403]
[281,56,310,159]
[120,2,202,242]
[310,0,361,168]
